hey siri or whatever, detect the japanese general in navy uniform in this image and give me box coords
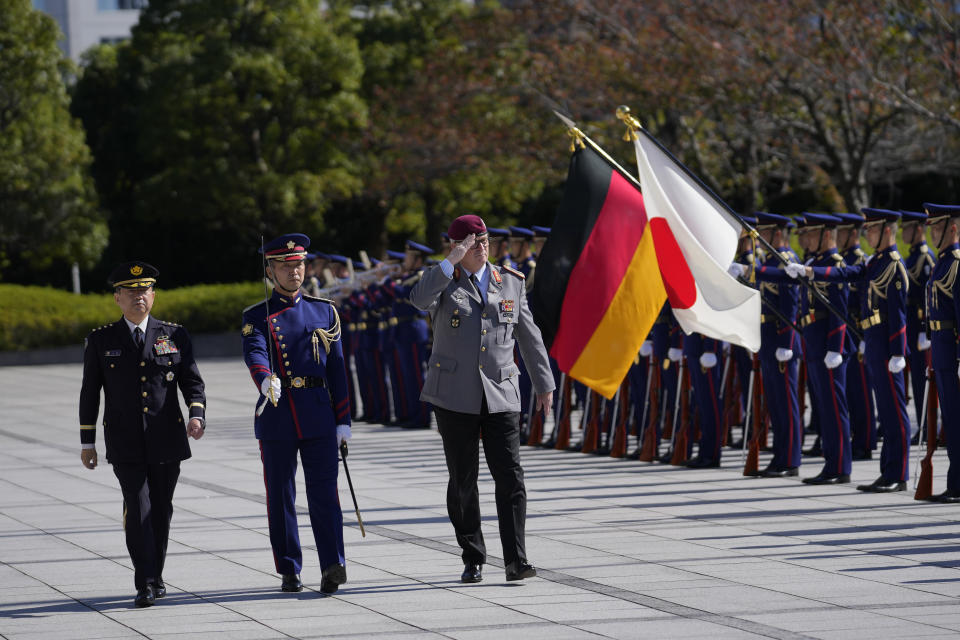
[79,261,206,608]
[241,234,352,594]
[410,214,555,585]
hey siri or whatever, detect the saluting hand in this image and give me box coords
[187,418,204,440]
[81,448,97,469]
[447,233,476,266]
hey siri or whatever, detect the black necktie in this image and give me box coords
[469,274,481,299]
[134,327,144,349]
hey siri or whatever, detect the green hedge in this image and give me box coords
[0,282,264,351]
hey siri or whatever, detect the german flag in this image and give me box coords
[530,146,666,398]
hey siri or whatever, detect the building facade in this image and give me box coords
[33,0,147,60]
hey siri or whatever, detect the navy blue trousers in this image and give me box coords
[259,437,344,575]
[865,352,910,482]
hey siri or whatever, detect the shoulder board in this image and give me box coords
[453,266,461,280]
[157,319,182,328]
[854,248,865,257]
[501,264,525,279]
[889,251,901,261]
[89,324,111,335]
[832,253,844,262]
[303,294,335,305]
[953,249,960,261]
[242,299,268,314]
[779,250,792,261]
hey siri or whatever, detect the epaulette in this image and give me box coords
[157,319,182,328]
[242,299,267,314]
[501,264,525,279]
[832,253,844,263]
[303,294,335,305]
[854,247,865,257]
[920,244,929,254]
[889,250,901,261]
[953,249,960,260]
[453,266,461,280]
[779,250,792,261]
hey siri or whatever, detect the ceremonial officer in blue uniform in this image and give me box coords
[386,240,434,428]
[241,234,352,594]
[683,332,723,467]
[922,203,960,502]
[901,209,935,441]
[834,213,877,460]
[80,261,206,607]
[410,214,555,584]
[748,213,804,477]
[488,227,515,269]
[783,213,853,483]
[793,209,910,491]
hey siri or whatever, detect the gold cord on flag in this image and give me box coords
[616,105,641,141]
[567,127,586,153]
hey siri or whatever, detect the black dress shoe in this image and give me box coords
[134,585,155,608]
[656,451,673,464]
[856,476,886,492]
[802,474,850,485]
[760,466,798,478]
[460,563,483,583]
[685,456,720,469]
[281,574,303,592]
[505,562,536,581]
[149,578,166,598]
[801,446,822,458]
[852,449,873,461]
[321,563,347,594]
[872,480,907,493]
[935,489,960,503]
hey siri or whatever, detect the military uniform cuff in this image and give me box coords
[81,443,95,450]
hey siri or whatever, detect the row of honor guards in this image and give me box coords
[520,204,959,504]
[302,226,550,431]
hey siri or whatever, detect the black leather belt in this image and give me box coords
[281,376,327,389]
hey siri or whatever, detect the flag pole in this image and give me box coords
[612,106,863,342]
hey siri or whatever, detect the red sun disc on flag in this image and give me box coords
[649,218,697,309]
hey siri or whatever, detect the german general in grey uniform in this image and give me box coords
[410,214,555,584]
[79,261,206,608]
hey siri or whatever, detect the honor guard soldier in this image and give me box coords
[241,234,351,593]
[487,227,515,269]
[728,216,760,446]
[410,214,555,584]
[834,213,878,460]
[747,213,804,477]
[508,227,537,278]
[793,209,910,491]
[79,261,206,607]
[386,240,434,428]
[683,332,723,467]
[783,213,853,483]
[901,209,935,442]
[922,203,960,502]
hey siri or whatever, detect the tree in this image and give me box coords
[0,0,104,281]
[71,0,366,286]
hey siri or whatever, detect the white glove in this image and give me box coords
[639,340,653,357]
[336,424,351,445]
[785,263,807,279]
[775,348,793,362]
[668,347,683,362]
[699,352,717,368]
[260,375,282,402]
[727,262,747,278]
[918,332,931,351]
[888,356,906,373]
[824,351,842,369]
[858,340,866,355]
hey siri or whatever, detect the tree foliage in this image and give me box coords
[0,0,103,280]
[71,0,366,287]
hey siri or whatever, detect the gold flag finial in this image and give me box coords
[567,127,586,153]
[616,105,641,141]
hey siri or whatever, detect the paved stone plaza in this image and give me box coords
[1,358,959,639]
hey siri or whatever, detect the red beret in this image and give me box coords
[447,214,487,242]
